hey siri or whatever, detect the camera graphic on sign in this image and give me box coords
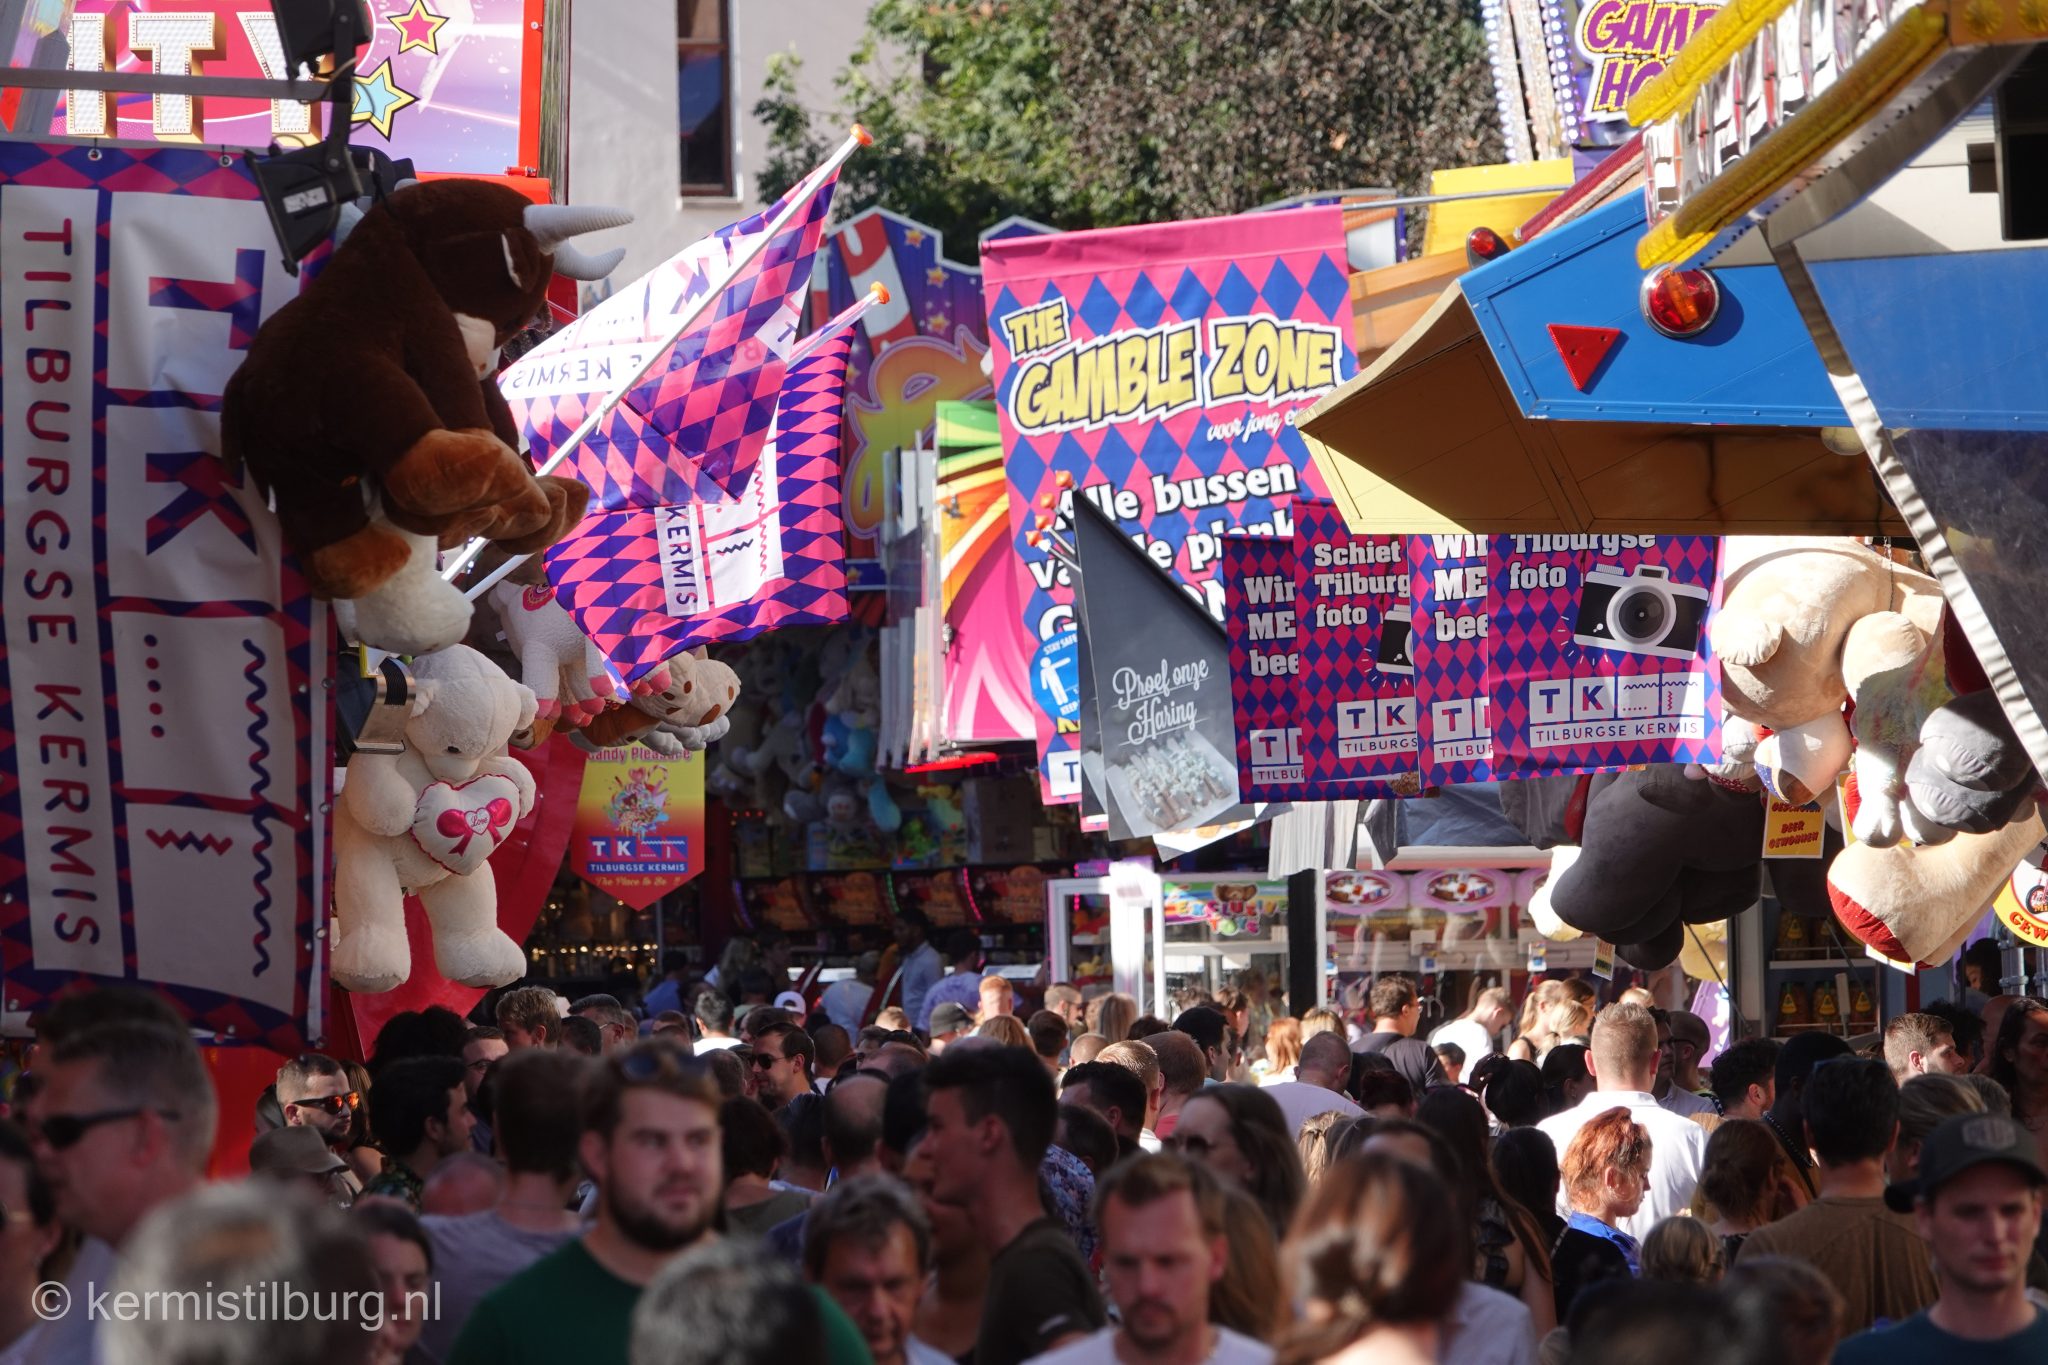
[1372,605,1415,676]
[1572,564,1710,662]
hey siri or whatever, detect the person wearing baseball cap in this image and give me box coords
[928,1002,974,1054]
[1832,1112,2046,1362]
[249,1125,355,1207]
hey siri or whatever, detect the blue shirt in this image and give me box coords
[644,978,684,1018]
[900,943,943,1028]
[919,971,984,1030]
[1832,1306,2048,1365]
[1565,1211,1641,1275]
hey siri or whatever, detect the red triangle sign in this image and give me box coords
[1548,323,1622,391]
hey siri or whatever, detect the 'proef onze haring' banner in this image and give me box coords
[983,207,1355,803]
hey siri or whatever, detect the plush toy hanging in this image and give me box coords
[486,573,623,741]
[574,649,741,755]
[332,645,538,993]
[221,181,631,654]
[1710,537,1943,812]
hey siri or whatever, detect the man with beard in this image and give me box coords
[447,1040,722,1365]
[1023,1154,1270,1365]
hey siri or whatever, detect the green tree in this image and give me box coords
[758,0,1503,257]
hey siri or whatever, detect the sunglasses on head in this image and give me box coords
[39,1107,180,1152]
[287,1092,360,1116]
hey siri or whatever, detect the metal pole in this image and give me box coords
[440,124,871,587]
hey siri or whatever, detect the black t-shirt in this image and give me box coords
[1357,1031,1447,1096]
[974,1217,1106,1365]
[1832,1305,2048,1365]
[1552,1225,1633,1324]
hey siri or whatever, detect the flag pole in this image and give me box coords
[457,280,887,608]
[440,124,872,586]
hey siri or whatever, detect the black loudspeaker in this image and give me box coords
[1287,868,1320,1018]
[1996,47,2048,241]
[268,0,373,74]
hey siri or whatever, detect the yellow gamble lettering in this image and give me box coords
[1204,316,1341,404]
[1009,320,1199,434]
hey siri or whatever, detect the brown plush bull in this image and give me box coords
[222,179,629,640]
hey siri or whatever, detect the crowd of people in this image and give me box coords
[0,941,2042,1365]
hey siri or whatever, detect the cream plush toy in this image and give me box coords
[486,575,622,741]
[333,645,537,993]
[1711,539,1944,829]
[573,648,740,755]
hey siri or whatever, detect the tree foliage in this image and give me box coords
[758,0,1503,258]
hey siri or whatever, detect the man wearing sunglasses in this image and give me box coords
[32,1020,213,1251]
[751,1022,818,1112]
[276,1052,360,1144]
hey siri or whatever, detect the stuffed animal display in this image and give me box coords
[222,180,630,653]
[574,649,741,755]
[1517,766,1767,969]
[1513,536,2044,970]
[486,576,620,740]
[332,645,538,994]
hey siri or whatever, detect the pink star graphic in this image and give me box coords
[388,0,450,55]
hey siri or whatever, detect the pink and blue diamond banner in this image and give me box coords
[983,208,1355,802]
[1223,535,1307,801]
[1292,504,1418,795]
[1485,534,1723,777]
[1410,534,1495,786]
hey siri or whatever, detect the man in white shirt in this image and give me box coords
[1537,1002,1709,1240]
[1023,1153,1271,1365]
[893,913,944,1030]
[822,953,881,1034]
[1431,986,1513,1066]
[1260,1032,1364,1137]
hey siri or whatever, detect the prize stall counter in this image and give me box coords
[1317,853,1604,1021]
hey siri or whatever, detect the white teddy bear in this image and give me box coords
[332,644,537,993]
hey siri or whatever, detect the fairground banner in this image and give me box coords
[570,748,705,910]
[1486,534,1723,777]
[1293,504,1416,794]
[934,401,1035,747]
[983,207,1355,801]
[1224,535,1307,802]
[27,0,543,173]
[811,211,1051,587]
[1410,534,1494,786]
[0,143,327,1051]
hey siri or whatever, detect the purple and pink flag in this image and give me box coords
[501,155,853,682]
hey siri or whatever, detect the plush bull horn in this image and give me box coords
[549,241,626,281]
[522,203,633,250]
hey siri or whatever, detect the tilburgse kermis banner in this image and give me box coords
[0,144,327,1051]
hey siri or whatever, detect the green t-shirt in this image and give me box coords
[445,1236,871,1365]
[1832,1305,2048,1365]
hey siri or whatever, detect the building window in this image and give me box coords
[677,0,732,196]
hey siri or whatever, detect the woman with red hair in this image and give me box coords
[1551,1106,1652,1321]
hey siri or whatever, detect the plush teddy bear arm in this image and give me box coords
[478,752,538,818]
[342,752,421,838]
[1710,609,1785,669]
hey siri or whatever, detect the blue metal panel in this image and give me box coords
[1808,249,2048,431]
[1461,198,1849,426]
